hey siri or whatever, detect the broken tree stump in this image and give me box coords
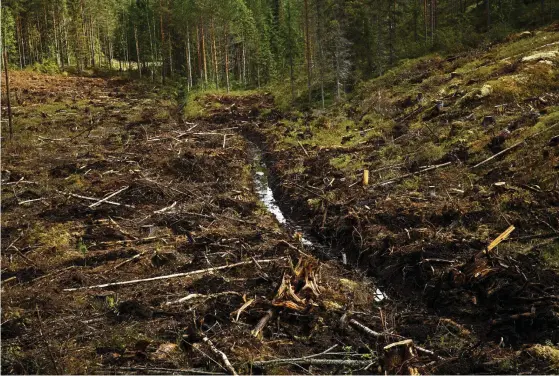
[383,339,417,375]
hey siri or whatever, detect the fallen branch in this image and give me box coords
[349,319,444,360]
[18,197,47,205]
[251,309,274,337]
[64,258,285,291]
[372,162,452,187]
[202,336,238,376]
[102,367,223,375]
[153,201,177,214]
[253,345,340,367]
[297,141,310,157]
[253,358,372,367]
[88,186,129,208]
[113,251,148,270]
[165,291,241,306]
[472,141,524,168]
[56,190,135,209]
[473,122,559,168]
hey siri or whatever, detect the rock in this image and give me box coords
[522,50,558,62]
[480,84,493,97]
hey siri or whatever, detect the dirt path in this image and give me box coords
[1,72,558,375]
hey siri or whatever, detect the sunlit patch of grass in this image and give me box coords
[494,31,559,60]
[329,154,364,174]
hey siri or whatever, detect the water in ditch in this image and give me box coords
[250,144,387,303]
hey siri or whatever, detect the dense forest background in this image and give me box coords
[1,0,558,104]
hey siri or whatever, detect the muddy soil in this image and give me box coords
[1,71,558,375]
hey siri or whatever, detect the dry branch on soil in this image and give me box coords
[202,336,238,375]
[371,162,452,187]
[64,258,286,291]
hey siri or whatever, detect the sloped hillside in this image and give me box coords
[228,23,559,372]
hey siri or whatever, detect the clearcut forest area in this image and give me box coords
[1,0,559,375]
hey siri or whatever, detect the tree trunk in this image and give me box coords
[201,23,208,85]
[3,50,13,140]
[210,19,219,90]
[486,0,491,29]
[304,0,312,104]
[224,28,230,93]
[134,25,141,78]
[186,27,193,91]
[315,0,325,109]
[159,0,166,82]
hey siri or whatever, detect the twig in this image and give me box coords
[349,319,384,337]
[253,345,340,366]
[88,186,129,208]
[56,190,135,209]
[154,201,177,214]
[223,134,227,148]
[473,122,559,168]
[251,309,274,337]
[253,358,372,367]
[372,162,452,187]
[101,366,223,375]
[64,258,285,291]
[202,336,239,376]
[165,291,241,306]
[349,319,444,360]
[18,197,47,205]
[113,251,148,270]
[472,141,524,168]
[297,141,310,157]
[36,306,61,374]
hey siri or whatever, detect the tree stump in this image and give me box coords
[383,339,417,374]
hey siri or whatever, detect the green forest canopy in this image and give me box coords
[1,0,558,102]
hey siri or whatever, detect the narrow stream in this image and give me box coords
[250,143,387,303]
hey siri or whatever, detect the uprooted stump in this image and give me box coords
[272,255,321,312]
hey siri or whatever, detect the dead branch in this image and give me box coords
[473,122,558,168]
[349,319,444,360]
[165,291,241,306]
[56,190,135,209]
[102,366,223,375]
[202,336,238,376]
[251,309,274,337]
[349,319,383,337]
[297,141,310,157]
[253,358,372,367]
[472,141,524,168]
[372,162,452,187]
[64,258,285,291]
[154,201,177,214]
[113,251,148,270]
[88,186,129,208]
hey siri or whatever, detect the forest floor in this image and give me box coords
[2,25,559,375]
